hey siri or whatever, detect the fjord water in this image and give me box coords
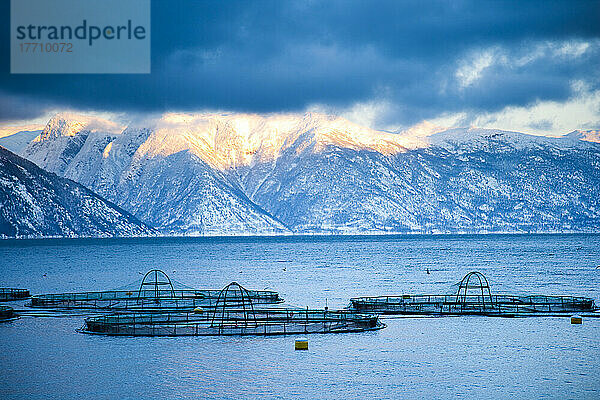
[0,234,599,399]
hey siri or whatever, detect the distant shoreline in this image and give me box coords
[2,231,600,242]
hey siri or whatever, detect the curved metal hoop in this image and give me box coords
[455,271,494,309]
[137,269,176,302]
[210,282,257,328]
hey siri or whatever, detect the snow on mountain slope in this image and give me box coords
[0,130,42,153]
[125,112,415,170]
[223,119,600,233]
[22,114,290,235]
[23,113,123,176]
[19,112,600,234]
[111,150,288,235]
[564,130,600,144]
[0,146,153,238]
[426,127,597,151]
[243,138,600,233]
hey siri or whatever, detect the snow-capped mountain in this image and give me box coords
[20,112,600,234]
[23,114,290,235]
[0,146,154,238]
[0,127,42,154]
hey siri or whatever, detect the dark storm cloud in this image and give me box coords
[1,0,599,124]
[0,92,56,121]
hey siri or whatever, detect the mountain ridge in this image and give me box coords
[17,112,600,235]
[0,145,155,238]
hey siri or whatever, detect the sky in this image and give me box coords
[1,0,599,135]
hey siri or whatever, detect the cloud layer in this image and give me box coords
[1,0,599,132]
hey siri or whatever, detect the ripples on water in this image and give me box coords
[0,234,599,399]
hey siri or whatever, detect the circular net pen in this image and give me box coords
[0,288,30,301]
[82,282,384,336]
[29,270,282,311]
[349,271,597,316]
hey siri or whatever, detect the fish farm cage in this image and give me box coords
[29,270,282,311]
[0,288,30,301]
[82,282,384,336]
[349,271,597,316]
[0,306,16,321]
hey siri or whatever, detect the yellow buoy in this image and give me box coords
[193,307,204,314]
[295,338,309,350]
[571,315,582,324]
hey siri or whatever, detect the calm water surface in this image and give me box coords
[0,234,599,399]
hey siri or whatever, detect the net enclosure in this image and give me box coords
[349,271,597,316]
[30,270,282,311]
[82,308,384,336]
[0,288,30,301]
[82,282,385,336]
